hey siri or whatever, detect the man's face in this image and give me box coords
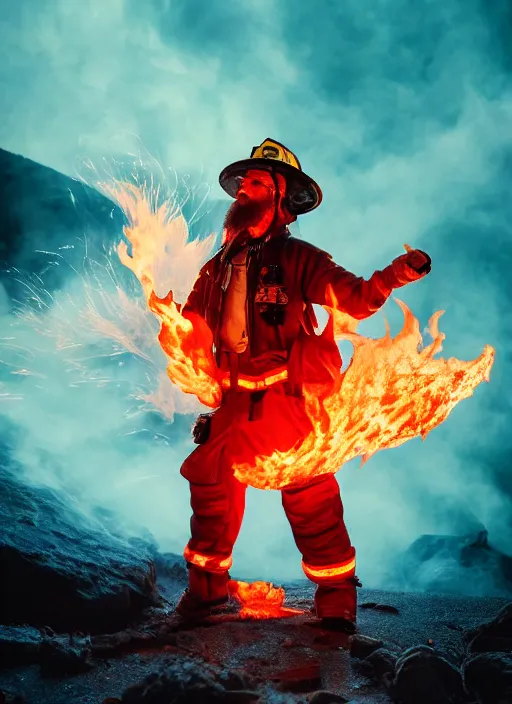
[237,170,276,205]
[223,169,277,242]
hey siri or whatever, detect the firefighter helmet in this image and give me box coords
[219,138,322,215]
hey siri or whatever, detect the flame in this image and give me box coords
[228,580,303,619]
[101,181,495,489]
[98,181,221,408]
[233,296,495,490]
[148,291,221,408]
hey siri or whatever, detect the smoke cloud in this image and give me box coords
[1,0,511,588]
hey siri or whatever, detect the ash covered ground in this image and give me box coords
[1,550,511,704]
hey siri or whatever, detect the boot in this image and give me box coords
[175,589,230,621]
[175,565,234,622]
[313,576,362,633]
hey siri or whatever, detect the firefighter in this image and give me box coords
[176,138,431,632]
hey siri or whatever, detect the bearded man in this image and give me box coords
[176,138,431,632]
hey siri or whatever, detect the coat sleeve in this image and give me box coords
[301,245,417,320]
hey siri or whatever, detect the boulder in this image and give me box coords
[0,147,225,282]
[364,647,398,686]
[464,602,512,653]
[153,552,188,583]
[306,692,349,703]
[39,633,94,676]
[0,466,159,633]
[397,529,512,597]
[392,645,466,704]
[121,655,261,703]
[0,625,42,667]
[464,652,512,704]
[0,147,124,294]
[349,634,384,660]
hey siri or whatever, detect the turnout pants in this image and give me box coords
[180,385,357,619]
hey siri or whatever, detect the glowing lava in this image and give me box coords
[228,580,303,619]
[103,181,495,490]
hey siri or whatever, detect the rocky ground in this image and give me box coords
[1,149,512,702]
[1,563,511,704]
[1,459,512,703]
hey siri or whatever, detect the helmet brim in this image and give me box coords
[219,158,322,215]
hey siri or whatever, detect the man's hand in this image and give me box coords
[390,244,431,285]
[403,243,431,275]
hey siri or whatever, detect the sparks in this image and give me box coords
[105,181,495,490]
[0,158,215,420]
[2,174,494,493]
[96,179,221,408]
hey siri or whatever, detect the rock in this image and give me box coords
[349,634,384,660]
[358,602,399,614]
[91,618,180,658]
[270,663,322,693]
[0,625,42,667]
[153,552,188,583]
[91,629,143,657]
[0,466,159,633]
[374,603,399,614]
[39,634,94,676]
[0,147,124,279]
[465,602,512,653]
[0,147,226,284]
[364,647,398,685]
[464,652,512,704]
[306,692,349,703]
[397,529,512,597]
[216,667,258,693]
[121,655,262,703]
[392,645,466,704]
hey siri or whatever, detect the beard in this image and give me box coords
[222,195,274,244]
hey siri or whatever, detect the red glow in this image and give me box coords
[228,580,303,620]
[302,555,356,582]
[183,545,233,573]
[105,182,495,491]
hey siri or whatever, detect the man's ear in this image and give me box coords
[274,173,296,225]
[279,197,297,225]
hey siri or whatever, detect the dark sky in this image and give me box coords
[0,0,511,585]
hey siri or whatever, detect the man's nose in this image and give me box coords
[237,189,251,204]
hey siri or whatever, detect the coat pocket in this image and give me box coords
[181,411,227,485]
[180,442,223,485]
[287,319,342,400]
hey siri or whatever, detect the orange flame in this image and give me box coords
[97,181,221,408]
[101,181,495,489]
[148,290,221,408]
[228,580,303,619]
[233,295,495,489]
